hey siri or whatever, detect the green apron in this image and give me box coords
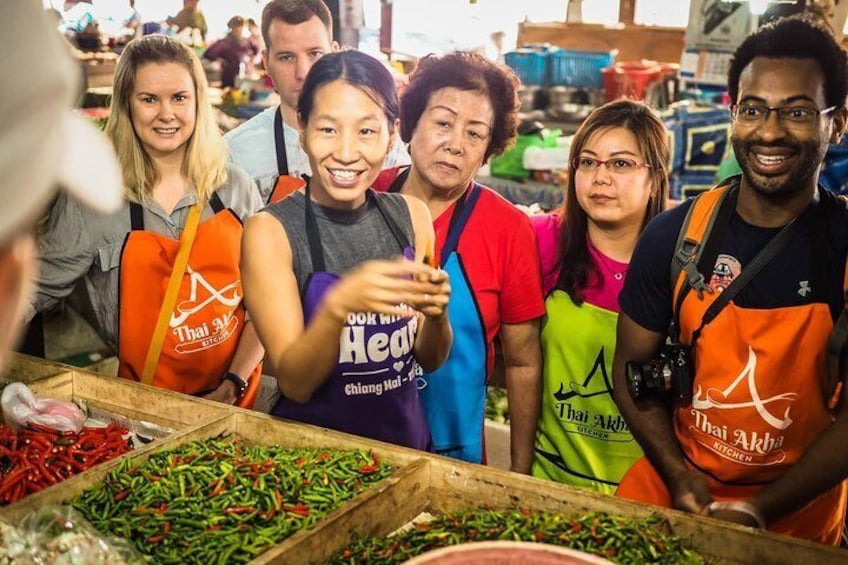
[532,290,643,494]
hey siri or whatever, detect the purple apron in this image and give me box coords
[272,187,431,451]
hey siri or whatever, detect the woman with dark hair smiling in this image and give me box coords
[241,50,452,450]
[531,99,669,493]
[377,51,545,472]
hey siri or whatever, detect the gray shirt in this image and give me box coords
[28,164,263,350]
[265,190,414,296]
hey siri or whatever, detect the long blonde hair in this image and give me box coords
[106,35,227,203]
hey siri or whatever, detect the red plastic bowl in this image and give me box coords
[402,541,614,565]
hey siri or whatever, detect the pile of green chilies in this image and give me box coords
[327,509,705,564]
[72,437,392,564]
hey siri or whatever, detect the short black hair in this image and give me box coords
[728,15,847,108]
[297,50,399,127]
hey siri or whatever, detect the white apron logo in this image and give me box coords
[689,346,796,467]
[170,266,241,354]
[339,309,418,398]
[692,346,796,430]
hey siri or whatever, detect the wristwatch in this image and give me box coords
[221,372,248,399]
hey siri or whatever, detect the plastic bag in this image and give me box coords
[0,505,144,565]
[490,127,561,180]
[0,383,85,434]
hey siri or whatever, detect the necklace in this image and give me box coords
[589,242,629,281]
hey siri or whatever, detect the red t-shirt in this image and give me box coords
[375,168,546,376]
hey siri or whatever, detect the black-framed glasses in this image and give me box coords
[730,103,837,127]
[572,156,652,174]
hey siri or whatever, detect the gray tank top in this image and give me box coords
[265,190,415,295]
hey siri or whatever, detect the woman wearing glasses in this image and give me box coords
[531,99,670,493]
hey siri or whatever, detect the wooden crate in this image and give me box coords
[2,361,845,564]
[4,353,76,383]
[24,367,232,432]
[299,455,848,565]
[0,410,430,564]
[0,365,234,512]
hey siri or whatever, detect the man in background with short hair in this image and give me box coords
[225,0,408,203]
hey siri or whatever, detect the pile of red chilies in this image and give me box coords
[0,423,131,505]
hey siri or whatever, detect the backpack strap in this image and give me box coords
[669,182,737,340]
[826,261,848,410]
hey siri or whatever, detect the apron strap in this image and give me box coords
[274,107,290,176]
[303,182,414,273]
[140,201,204,386]
[209,192,225,214]
[130,201,145,231]
[303,179,327,273]
[130,193,221,230]
[387,166,411,194]
[689,203,808,350]
[441,183,482,266]
[370,190,412,250]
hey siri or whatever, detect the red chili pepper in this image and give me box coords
[114,490,129,501]
[285,503,310,517]
[357,464,379,475]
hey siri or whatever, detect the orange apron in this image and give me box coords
[617,186,847,545]
[267,107,305,204]
[117,193,261,408]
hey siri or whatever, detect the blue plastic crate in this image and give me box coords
[505,49,548,86]
[548,49,615,88]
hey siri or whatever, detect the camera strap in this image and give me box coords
[669,182,739,342]
[689,206,807,350]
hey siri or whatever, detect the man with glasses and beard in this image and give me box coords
[611,15,848,545]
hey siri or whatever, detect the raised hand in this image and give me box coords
[324,257,449,320]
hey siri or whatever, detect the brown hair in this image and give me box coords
[555,99,669,303]
[400,51,520,163]
[261,0,332,49]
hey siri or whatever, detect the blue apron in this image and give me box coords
[272,184,431,451]
[391,170,488,462]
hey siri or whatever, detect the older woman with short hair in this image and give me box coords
[378,51,545,472]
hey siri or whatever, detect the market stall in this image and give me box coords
[0,356,845,564]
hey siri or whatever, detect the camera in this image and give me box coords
[625,344,694,401]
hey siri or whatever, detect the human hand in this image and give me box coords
[413,267,451,320]
[669,469,712,514]
[326,258,447,320]
[202,380,237,405]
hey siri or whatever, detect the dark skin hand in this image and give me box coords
[612,314,713,513]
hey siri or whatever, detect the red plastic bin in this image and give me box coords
[602,61,677,101]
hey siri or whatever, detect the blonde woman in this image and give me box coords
[27,35,265,407]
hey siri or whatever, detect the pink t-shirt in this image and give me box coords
[531,212,626,313]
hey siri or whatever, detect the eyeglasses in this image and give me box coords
[730,103,837,127]
[572,156,652,174]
